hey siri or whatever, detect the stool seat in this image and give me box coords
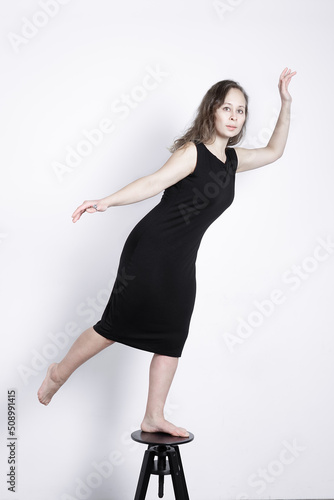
[131,430,194,446]
[131,429,194,500]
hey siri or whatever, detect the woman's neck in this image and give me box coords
[203,136,229,162]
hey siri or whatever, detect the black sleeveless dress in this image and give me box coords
[93,142,238,357]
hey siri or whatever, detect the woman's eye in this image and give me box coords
[222,107,244,114]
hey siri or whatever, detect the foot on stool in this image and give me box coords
[141,416,189,438]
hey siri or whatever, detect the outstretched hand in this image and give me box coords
[278,67,297,103]
[71,200,108,223]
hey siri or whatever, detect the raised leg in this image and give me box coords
[141,354,189,437]
[37,326,114,405]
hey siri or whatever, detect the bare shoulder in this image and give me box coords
[173,141,197,173]
[151,141,197,191]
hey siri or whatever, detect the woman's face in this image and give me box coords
[214,88,246,140]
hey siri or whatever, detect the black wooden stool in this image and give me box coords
[131,430,194,500]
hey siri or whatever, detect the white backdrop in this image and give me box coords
[1,1,334,499]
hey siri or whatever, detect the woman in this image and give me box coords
[38,68,296,438]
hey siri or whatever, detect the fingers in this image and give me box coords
[71,204,85,222]
[284,72,297,91]
[277,68,297,103]
[280,68,297,82]
[71,208,85,223]
[71,201,98,223]
[278,68,297,97]
[280,67,288,79]
[285,71,297,84]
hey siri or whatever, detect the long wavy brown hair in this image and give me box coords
[169,80,249,153]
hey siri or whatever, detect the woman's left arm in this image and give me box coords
[235,67,297,173]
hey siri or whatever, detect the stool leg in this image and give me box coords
[158,474,164,498]
[174,445,190,499]
[157,452,166,498]
[134,447,155,500]
[168,446,190,500]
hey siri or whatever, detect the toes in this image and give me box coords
[173,427,189,438]
[167,425,189,438]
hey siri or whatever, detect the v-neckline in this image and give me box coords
[202,143,228,165]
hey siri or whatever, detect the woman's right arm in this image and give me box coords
[71,142,197,223]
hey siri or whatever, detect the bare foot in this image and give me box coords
[37,363,63,405]
[141,416,189,438]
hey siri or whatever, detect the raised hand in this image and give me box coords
[71,199,108,223]
[278,67,297,103]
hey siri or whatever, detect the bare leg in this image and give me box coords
[38,327,114,405]
[141,354,189,438]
